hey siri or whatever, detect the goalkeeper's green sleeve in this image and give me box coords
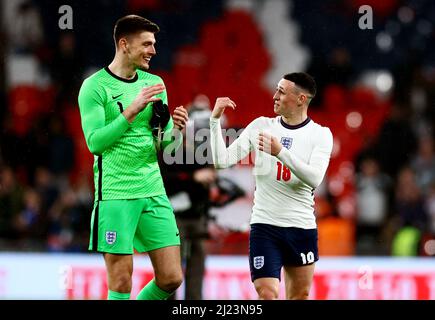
[78,79,130,155]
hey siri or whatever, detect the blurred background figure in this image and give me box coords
[0,166,25,244]
[355,156,391,255]
[307,46,355,107]
[6,0,44,54]
[49,31,84,110]
[425,183,435,238]
[375,103,418,178]
[391,167,429,256]
[161,93,219,300]
[411,134,435,197]
[161,93,243,299]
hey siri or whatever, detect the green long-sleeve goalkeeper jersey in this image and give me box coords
[78,67,176,200]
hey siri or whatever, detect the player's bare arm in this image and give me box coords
[211,97,236,119]
[123,83,165,122]
[258,132,283,156]
[172,106,189,130]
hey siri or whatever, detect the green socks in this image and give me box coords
[107,279,172,300]
[107,290,131,300]
[136,279,172,300]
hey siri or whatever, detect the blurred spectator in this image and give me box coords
[392,49,423,110]
[13,188,47,249]
[49,31,84,108]
[326,47,354,86]
[307,46,355,106]
[411,134,435,196]
[394,167,428,231]
[418,69,435,130]
[391,225,422,256]
[46,116,75,179]
[355,157,391,255]
[23,116,75,184]
[23,118,51,182]
[409,68,433,135]
[73,174,93,210]
[161,94,217,300]
[375,103,418,178]
[390,167,428,256]
[47,188,89,252]
[0,115,26,169]
[33,167,59,216]
[32,166,91,251]
[426,183,435,235]
[7,0,44,54]
[0,166,24,239]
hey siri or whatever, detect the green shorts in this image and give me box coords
[88,195,180,254]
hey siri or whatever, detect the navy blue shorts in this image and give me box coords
[249,223,319,282]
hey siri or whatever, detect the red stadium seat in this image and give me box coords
[163,9,272,128]
[8,86,48,136]
[323,85,347,112]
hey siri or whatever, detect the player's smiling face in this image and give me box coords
[125,31,156,71]
[273,79,300,116]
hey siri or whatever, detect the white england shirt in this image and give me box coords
[210,116,333,229]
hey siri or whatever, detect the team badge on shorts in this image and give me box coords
[105,231,117,245]
[280,137,293,150]
[253,256,264,269]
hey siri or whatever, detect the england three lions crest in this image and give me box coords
[280,137,293,150]
[253,256,264,269]
[105,231,117,245]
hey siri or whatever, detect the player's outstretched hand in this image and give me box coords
[173,106,189,130]
[258,132,283,156]
[211,97,236,119]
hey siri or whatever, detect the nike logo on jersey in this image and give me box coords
[112,93,123,99]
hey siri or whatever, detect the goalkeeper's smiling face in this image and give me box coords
[125,31,157,71]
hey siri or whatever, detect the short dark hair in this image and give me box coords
[114,15,160,46]
[283,72,317,98]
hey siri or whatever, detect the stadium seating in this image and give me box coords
[7,85,55,136]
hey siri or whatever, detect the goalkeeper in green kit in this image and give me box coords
[78,15,188,300]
